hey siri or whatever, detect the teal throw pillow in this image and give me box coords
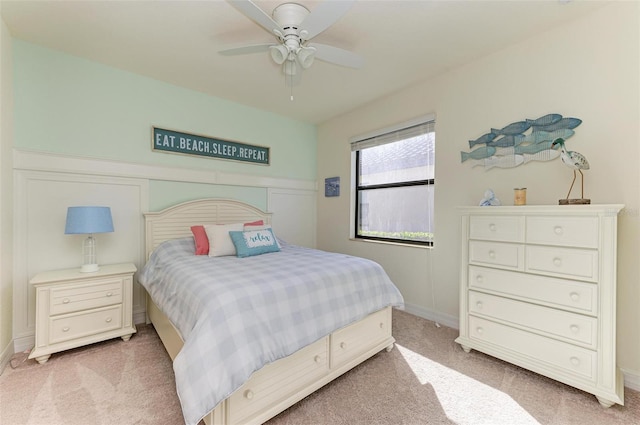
[229,228,281,258]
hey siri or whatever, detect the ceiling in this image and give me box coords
[1,0,608,124]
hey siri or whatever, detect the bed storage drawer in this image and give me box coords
[330,308,391,368]
[229,337,329,424]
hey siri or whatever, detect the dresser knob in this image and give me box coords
[340,342,347,349]
[62,298,70,304]
[489,224,496,232]
[314,355,321,363]
[105,317,112,323]
[569,292,580,302]
[476,327,484,335]
[379,322,384,329]
[62,327,70,332]
[476,301,483,309]
[554,226,564,235]
[570,356,580,366]
[476,275,484,283]
[553,257,562,267]
[244,390,254,400]
[488,251,496,259]
[106,292,113,297]
[570,325,579,333]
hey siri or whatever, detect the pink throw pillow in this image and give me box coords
[244,220,264,227]
[191,225,209,255]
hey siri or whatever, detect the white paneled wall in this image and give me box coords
[12,150,317,352]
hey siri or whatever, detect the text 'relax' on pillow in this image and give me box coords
[229,228,280,258]
[205,223,244,257]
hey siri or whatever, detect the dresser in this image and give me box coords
[455,205,624,407]
[29,263,137,364]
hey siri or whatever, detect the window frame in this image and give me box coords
[351,117,435,247]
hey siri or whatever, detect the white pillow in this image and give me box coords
[205,223,244,257]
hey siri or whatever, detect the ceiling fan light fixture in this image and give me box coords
[284,60,297,76]
[269,45,289,65]
[296,46,316,69]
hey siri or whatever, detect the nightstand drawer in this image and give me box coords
[526,245,598,281]
[50,278,123,315]
[50,305,123,344]
[526,216,598,248]
[469,241,524,270]
[469,216,525,243]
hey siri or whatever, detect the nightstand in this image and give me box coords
[29,263,137,364]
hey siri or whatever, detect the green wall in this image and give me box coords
[13,40,317,210]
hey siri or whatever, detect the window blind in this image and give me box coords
[350,118,435,152]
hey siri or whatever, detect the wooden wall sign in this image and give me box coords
[152,127,270,165]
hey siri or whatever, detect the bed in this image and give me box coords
[140,198,404,425]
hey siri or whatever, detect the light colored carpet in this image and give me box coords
[1,310,638,425]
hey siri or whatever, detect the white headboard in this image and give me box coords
[144,198,272,259]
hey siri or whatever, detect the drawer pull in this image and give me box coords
[62,327,70,332]
[569,292,580,302]
[105,317,112,323]
[62,298,70,304]
[570,325,579,333]
[476,275,484,283]
[340,342,347,350]
[379,322,384,329]
[553,257,562,267]
[476,301,483,309]
[570,356,580,366]
[106,292,113,297]
[488,251,496,259]
[475,327,484,335]
[314,355,321,363]
[554,226,564,235]
[489,223,496,232]
[244,390,254,400]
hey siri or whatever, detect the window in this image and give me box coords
[352,118,435,246]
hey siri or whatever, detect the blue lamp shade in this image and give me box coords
[65,206,114,235]
[65,206,114,273]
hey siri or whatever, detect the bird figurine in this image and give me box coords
[551,138,590,200]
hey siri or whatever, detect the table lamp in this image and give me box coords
[65,206,114,272]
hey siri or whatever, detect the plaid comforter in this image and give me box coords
[139,237,404,425]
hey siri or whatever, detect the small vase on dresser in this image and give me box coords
[455,204,624,407]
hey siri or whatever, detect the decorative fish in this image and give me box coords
[526,113,562,127]
[461,146,496,162]
[494,147,515,156]
[471,154,524,169]
[514,140,560,155]
[468,132,497,148]
[531,117,582,132]
[522,149,561,163]
[491,121,531,136]
[521,129,574,144]
[487,134,526,147]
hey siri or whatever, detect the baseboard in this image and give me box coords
[0,340,14,375]
[622,368,640,392]
[402,303,459,330]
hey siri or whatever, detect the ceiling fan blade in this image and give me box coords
[310,43,363,69]
[228,0,282,36]
[301,0,355,40]
[219,44,274,56]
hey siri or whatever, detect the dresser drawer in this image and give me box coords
[469,241,524,270]
[50,305,123,344]
[229,337,328,424]
[469,291,597,347]
[331,308,391,368]
[468,266,597,315]
[526,216,598,248]
[50,278,123,315]
[526,246,598,281]
[469,216,525,243]
[468,316,596,380]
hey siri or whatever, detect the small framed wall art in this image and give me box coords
[325,177,340,197]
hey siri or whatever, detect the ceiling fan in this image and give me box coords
[220,0,364,88]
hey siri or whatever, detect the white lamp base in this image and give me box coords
[80,263,99,273]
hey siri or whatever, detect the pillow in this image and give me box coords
[205,223,244,257]
[243,223,281,248]
[244,220,264,227]
[190,225,209,255]
[229,228,280,258]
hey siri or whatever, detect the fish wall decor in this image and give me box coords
[461,113,582,169]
